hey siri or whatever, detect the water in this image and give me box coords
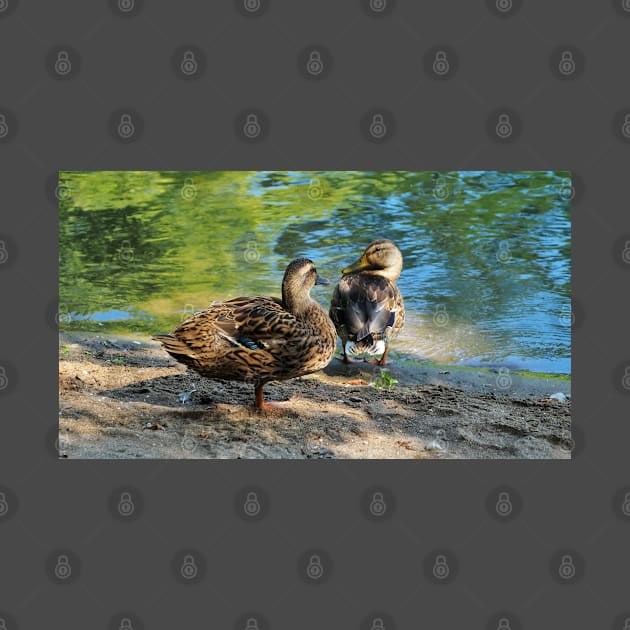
[59,170,571,374]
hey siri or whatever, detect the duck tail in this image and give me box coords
[346,338,386,358]
[151,334,196,358]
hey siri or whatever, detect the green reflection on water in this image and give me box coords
[59,170,571,374]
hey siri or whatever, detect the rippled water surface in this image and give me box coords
[59,170,571,374]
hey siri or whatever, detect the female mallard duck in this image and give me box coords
[152,258,337,410]
[329,239,404,365]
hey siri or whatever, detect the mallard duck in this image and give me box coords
[152,258,337,410]
[329,239,404,365]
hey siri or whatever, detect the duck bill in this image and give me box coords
[315,274,330,286]
[342,254,370,275]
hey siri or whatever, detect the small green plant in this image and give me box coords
[111,356,125,365]
[374,369,398,389]
[61,345,70,355]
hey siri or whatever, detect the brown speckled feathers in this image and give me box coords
[152,258,337,408]
[154,295,336,383]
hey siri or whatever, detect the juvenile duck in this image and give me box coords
[152,258,337,410]
[329,239,404,365]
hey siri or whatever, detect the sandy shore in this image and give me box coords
[58,333,571,460]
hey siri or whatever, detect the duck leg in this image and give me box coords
[337,341,360,364]
[363,345,391,366]
[376,346,390,366]
[254,383,286,410]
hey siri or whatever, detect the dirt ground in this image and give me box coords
[58,333,572,460]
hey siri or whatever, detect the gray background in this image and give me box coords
[1,0,629,628]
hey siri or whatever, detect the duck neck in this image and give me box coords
[282,287,314,319]
[362,265,402,282]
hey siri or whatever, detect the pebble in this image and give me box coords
[549,392,568,402]
[425,439,445,451]
[348,396,363,403]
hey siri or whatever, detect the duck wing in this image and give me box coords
[330,275,399,342]
[156,296,312,358]
[210,296,312,349]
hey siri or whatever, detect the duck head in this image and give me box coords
[342,239,403,281]
[282,257,329,315]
